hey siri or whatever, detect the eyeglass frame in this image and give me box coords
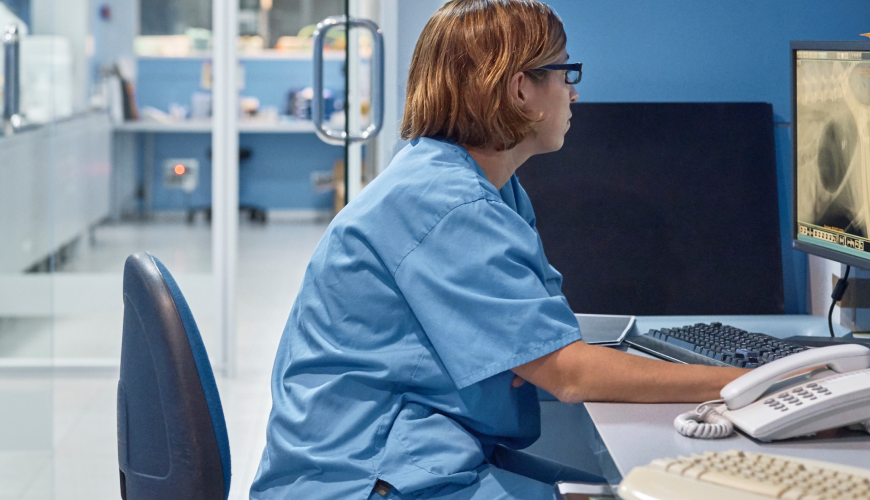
[532,63,583,84]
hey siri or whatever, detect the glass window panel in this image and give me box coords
[137,0,343,53]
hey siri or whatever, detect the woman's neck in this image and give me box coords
[464,142,534,190]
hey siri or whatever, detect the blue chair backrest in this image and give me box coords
[117,252,231,500]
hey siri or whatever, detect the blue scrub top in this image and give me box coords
[250,137,583,500]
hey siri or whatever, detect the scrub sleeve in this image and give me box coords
[395,197,582,391]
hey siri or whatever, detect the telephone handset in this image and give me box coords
[675,344,870,441]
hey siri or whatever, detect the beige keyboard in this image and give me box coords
[618,450,870,500]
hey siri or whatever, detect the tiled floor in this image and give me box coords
[0,219,329,499]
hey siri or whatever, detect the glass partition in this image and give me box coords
[1,2,222,360]
[1,0,223,496]
[0,12,53,359]
[1,4,56,498]
[1,0,413,496]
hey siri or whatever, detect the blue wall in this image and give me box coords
[135,56,346,213]
[137,57,346,113]
[145,133,340,212]
[545,0,870,314]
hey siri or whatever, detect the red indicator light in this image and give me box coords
[174,164,186,175]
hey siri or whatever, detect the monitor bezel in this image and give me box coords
[790,40,870,270]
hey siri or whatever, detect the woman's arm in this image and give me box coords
[512,340,748,404]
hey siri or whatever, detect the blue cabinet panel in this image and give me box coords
[146,133,341,212]
[237,134,341,210]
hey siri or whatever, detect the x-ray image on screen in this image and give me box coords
[796,55,870,245]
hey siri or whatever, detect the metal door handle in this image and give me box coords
[312,15,384,145]
[3,24,21,131]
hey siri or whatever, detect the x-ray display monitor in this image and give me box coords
[794,42,870,268]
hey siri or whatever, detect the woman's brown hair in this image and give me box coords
[400,0,566,151]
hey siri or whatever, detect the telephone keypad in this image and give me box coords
[759,380,841,415]
[764,386,824,411]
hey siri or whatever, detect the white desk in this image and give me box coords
[583,315,870,483]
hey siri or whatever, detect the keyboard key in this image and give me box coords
[682,466,707,479]
[665,336,695,351]
[700,471,789,496]
[737,348,758,359]
[648,458,676,471]
[779,487,806,499]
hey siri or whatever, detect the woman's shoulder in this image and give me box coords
[365,137,502,210]
[325,138,509,274]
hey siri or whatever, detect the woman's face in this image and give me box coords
[522,51,580,154]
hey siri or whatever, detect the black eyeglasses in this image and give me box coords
[535,63,583,84]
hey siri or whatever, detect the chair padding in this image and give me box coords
[118,252,230,500]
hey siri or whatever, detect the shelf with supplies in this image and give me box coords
[112,120,318,134]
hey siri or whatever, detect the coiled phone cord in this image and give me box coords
[674,399,734,439]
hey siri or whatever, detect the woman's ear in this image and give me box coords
[509,71,527,108]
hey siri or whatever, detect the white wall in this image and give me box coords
[26,0,136,116]
[31,0,90,113]
[92,0,138,77]
[389,0,445,155]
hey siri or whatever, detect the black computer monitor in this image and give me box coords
[519,102,784,316]
[792,41,870,269]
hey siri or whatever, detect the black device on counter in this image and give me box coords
[626,322,809,367]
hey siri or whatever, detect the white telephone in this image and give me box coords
[675,344,870,442]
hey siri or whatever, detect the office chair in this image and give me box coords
[192,146,266,223]
[117,252,231,500]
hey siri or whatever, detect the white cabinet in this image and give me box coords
[0,114,111,273]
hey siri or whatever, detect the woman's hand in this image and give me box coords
[511,375,527,388]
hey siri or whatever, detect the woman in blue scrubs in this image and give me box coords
[250,1,747,499]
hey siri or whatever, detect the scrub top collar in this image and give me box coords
[427,138,506,199]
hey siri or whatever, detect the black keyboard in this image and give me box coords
[625,322,808,368]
